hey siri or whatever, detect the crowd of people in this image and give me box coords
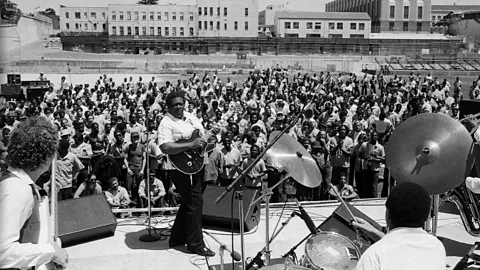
[0,69,479,212]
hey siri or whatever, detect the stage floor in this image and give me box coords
[66,199,475,270]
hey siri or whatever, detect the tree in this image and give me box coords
[137,0,158,4]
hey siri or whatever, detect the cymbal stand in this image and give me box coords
[425,195,440,236]
[234,181,247,270]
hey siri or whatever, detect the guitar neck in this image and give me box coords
[50,153,58,239]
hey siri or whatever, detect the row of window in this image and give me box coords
[389,6,423,19]
[284,21,366,31]
[197,7,249,17]
[431,15,443,21]
[198,21,249,31]
[111,26,195,36]
[65,11,106,20]
[65,22,106,31]
[111,11,194,22]
[389,22,423,31]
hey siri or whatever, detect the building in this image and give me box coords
[431,5,480,25]
[258,4,287,36]
[274,11,371,38]
[107,4,197,38]
[325,0,431,33]
[59,7,108,33]
[197,0,258,38]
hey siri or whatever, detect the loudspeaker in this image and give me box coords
[58,194,117,247]
[202,186,261,232]
[318,201,383,254]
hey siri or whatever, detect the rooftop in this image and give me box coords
[432,4,480,11]
[275,11,371,20]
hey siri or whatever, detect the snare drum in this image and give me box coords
[304,231,361,270]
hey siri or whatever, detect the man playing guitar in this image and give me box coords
[158,92,219,257]
[0,116,68,269]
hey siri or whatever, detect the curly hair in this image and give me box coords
[8,116,58,172]
[165,91,185,107]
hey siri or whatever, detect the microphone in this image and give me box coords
[294,199,319,235]
[203,231,241,261]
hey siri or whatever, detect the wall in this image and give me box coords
[275,17,371,38]
[60,7,108,33]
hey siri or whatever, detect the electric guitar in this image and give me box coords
[169,127,218,175]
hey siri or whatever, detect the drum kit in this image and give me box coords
[215,111,480,270]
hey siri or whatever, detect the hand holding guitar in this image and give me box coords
[191,137,207,150]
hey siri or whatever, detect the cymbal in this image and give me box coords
[268,131,322,188]
[386,113,475,195]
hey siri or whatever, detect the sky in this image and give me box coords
[15,0,480,14]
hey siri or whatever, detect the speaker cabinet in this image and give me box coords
[202,186,261,232]
[58,194,117,247]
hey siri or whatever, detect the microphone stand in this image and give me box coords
[139,116,161,242]
[204,230,241,270]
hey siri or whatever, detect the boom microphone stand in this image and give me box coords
[139,116,161,242]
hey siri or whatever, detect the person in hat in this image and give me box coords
[353,182,446,270]
[124,131,146,205]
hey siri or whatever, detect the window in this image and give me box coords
[418,6,423,19]
[127,26,132,35]
[66,23,69,29]
[135,11,139,20]
[150,12,154,20]
[217,7,220,16]
[157,27,161,35]
[389,22,394,30]
[150,27,154,35]
[142,12,146,20]
[84,12,87,18]
[103,24,106,30]
[403,6,409,19]
[315,22,321,29]
[189,12,194,21]
[210,21,213,30]
[245,21,249,30]
[164,12,169,21]
[293,22,299,29]
[204,21,207,29]
[217,21,220,30]
[65,12,69,18]
[210,7,213,16]
[93,23,97,30]
[119,11,123,20]
[91,12,96,19]
[75,23,79,30]
[403,22,408,31]
[112,26,116,35]
[85,23,88,30]
[172,12,176,20]
[337,23,343,29]
[102,12,105,19]
[198,7,202,15]
[329,22,334,29]
[157,12,161,20]
[224,23,227,30]
[164,27,169,36]
[190,27,194,36]
[306,22,313,29]
[75,12,81,19]
[417,22,422,31]
[390,6,395,19]
[438,16,441,20]
[127,11,131,20]
[119,26,124,35]
[350,23,356,30]
[224,7,227,16]
[245,8,249,16]
[285,22,291,29]
[135,26,139,35]
[180,12,184,21]
[198,21,202,29]
[204,7,207,15]
[359,23,365,30]
[180,27,184,36]
[234,21,238,30]
[142,27,146,35]
[431,15,435,21]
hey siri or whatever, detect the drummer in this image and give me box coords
[352,182,446,270]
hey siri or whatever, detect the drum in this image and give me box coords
[304,232,361,270]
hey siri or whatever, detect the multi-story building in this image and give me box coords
[59,7,108,33]
[274,11,371,38]
[325,0,431,33]
[107,4,197,38]
[196,0,258,38]
[431,5,480,26]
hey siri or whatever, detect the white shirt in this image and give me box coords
[355,227,446,270]
[0,167,55,268]
[157,111,205,170]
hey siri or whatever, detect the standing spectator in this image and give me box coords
[203,137,223,192]
[359,131,385,198]
[241,145,267,188]
[330,125,354,185]
[124,131,146,204]
[219,137,242,186]
[53,139,84,200]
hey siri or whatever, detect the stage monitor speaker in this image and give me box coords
[202,186,261,232]
[318,201,383,254]
[58,194,117,247]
